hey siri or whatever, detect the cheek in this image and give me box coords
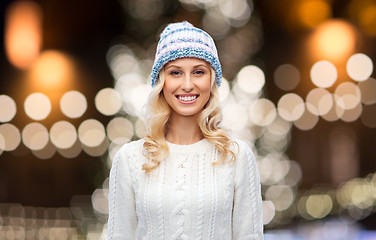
[163,78,177,93]
[201,80,212,94]
[162,82,172,96]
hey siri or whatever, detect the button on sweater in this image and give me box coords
[108,138,263,240]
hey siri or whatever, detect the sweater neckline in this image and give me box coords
[166,138,212,153]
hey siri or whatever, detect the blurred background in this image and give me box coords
[0,0,376,239]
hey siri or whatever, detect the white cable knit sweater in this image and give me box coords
[108,138,263,240]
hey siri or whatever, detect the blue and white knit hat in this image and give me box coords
[151,21,222,87]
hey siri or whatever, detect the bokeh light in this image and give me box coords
[310,20,356,62]
[337,178,375,210]
[91,189,109,215]
[218,0,252,27]
[273,64,300,91]
[346,53,373,81]
[310,60,337,88]
[358,77,376,105]
[218,78,230,102]
[56,139,81,158]
[24,92,51,121]
[321,99,345,122]
[277,93,305,121]
[334,82,361,110]
[259,130,289,154]
[28,50,74,90]
[222,102,248,130]
[249,98,277,127]
[0,123,21,151]
[262,201,275,225]
[258,153,290,185]
[22,122,49,150]
[293,107,319,131]
[0,95,17,122]
[106,117,133,144]
[121,0,163,21]
[130,84,151,117]
[32,140,56,159]
[283,161,302,187]
[236,65,265,94]
[306,88,333,116]
[357,3,376,36]
[78,119,106,148]
[266,115,292,137]
[49,121,77,149]
[135,118,147,138]
[4,0,42,69]
[115,73,145,116]
[265,185,294,211]
[107,45,139,80]
[203,8,231,39]
[95,88,122,116]
[297,0,331,28]
[340,102,362,122]
[82,138,108,157]
[60,91,87,119]
[306,194,333,219]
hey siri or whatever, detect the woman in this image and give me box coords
[108,21,263,240]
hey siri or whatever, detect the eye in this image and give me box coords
[193,70,205,75]
[169,70,181,76]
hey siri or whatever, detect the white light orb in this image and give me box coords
[347,53,373,81]
[277,93,305,121]
[0,95,17,122]
[60,90,87,118]
[24,92,51,120]
[310,60,337,88]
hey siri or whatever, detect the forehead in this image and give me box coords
[165,58,210,68]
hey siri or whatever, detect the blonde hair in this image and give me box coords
[142,68,237,173]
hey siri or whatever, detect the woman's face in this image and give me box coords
[162,58,212,118]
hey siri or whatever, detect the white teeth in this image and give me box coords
[179,95,197,102]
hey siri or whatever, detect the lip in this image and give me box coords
[175,94,199,104]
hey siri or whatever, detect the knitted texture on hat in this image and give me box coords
[151,21,222,87]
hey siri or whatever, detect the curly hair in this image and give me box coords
[142,68,237,173]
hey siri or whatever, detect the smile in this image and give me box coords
[176,94,199,103]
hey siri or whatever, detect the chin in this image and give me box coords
[172,108,202,117]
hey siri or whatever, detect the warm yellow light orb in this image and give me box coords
[28,50,74,90]
[298,0,332,28]
[310,20,356,62]
[5,1,42,69]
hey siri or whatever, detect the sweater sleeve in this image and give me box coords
[232,140,263,240]
[108,144,138,240]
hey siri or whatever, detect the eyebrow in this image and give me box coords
[165,64,210,70]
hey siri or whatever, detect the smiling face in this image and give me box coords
[162,58,212,119]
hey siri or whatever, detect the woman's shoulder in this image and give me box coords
[115,138,145,158]
[229,138,256,166]
[230,138,254,155]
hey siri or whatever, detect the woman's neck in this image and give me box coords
[165,113,204,145]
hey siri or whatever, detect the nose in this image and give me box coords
[181,74,194,92]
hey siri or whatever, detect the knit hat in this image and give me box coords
[151,21,222,87]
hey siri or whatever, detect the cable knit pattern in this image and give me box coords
[208,147,218,240]
[171,154,188,240]
[155,160,165,239]
[220,160,234,239]
[248,152,259,237]
[195,153,205,240]
[108,149,120,240]
[108,138,263,240]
